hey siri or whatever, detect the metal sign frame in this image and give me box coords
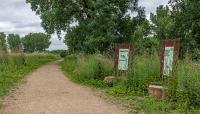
[160,39,180,79]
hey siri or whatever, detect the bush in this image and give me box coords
[106,83,127,96]
[60,51,67,58]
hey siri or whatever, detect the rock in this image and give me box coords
[103,76,116,84]
[148,84,166,100]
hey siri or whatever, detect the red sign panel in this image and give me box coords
[160,39,180,78]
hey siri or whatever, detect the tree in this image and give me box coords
[0,32,7,52]
[150,5,175,39]
[7,34,21,52]
[169,0,200,58]
[22,33,51,52]
[27,0,143,53]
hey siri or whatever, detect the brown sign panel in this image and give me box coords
[114,43,133,71]
[160,39,180,78]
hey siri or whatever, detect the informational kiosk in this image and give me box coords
[114,44,133,72]
[160,39,180,79]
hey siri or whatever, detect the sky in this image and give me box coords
[0,0,168,50]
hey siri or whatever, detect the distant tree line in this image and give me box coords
[0,33,51,53]
[0,32,7,53]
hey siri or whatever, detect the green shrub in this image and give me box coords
[60,51,67,58]
[106,84,127,96]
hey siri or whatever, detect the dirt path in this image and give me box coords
[0,61,128,114]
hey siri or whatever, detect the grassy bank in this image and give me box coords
[61,53,200,113]
[61,54,113,88]
[0,54,57,97]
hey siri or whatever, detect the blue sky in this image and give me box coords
[0,0,168,50]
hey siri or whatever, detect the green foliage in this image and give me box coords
[150,5,175,39]
[61,53,200,113]
[175,60,200,109]
[150,2,200,58]
[60,51,68,58]
[134,96,172,114]
[61,54,113,88]
[0,55,56,96]
[132,18,151,40]
[62,55,78,75]
[27,0,147,53]
[106,83,127,96]
[169,0,200,40]
[127,53,160,95]
[0,32,7,52]
[26,0,200,57]
[22,33,51,52]
[133,37,160,55]
[7,34,22,52]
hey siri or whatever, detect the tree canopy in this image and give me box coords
[150,5,175,40]
[26,0,200,57]
[27,0,146,53]
[22,33,51,52]
[7,34,22,52]
[0,32,7,52]
[149,0,200,58]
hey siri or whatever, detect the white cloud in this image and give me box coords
[139,0,169,19]
[0,0,67,50]
[48,34,68,51]
[0,21,15,29]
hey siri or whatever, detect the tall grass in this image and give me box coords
[61,54,113,88]
[0,55,56,96]
[61,53,200,113]
[128,52,160,95]
[175,60,200,110]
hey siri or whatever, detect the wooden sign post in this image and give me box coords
[114,43,133,75]
[160,39,180,79]
[0,49,6,56]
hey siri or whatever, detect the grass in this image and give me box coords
[61,53,200,113]
[0,54,57,97]
[61,54,113,88]
[175,60,200,110]
[127,52,160,95]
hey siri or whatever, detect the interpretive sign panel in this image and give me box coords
[163,47,174,76]
[160,39,180,77]
[118,49,129,70]
[114,44,132,71]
